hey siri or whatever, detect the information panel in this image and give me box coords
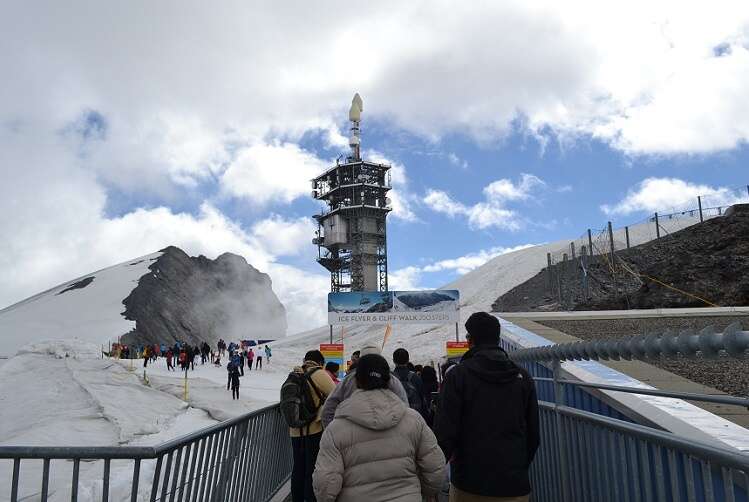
[328,290,460,325]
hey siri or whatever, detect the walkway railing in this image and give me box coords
[0,404,292,502]
[508,322,749,502]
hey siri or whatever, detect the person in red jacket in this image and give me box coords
[166,349,174,371]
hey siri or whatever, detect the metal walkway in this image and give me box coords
[2,324,748,502]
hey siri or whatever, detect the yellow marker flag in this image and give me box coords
[382,323,392,350]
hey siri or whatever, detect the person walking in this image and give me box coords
[265,344,272,362]
[420,365,439,427]
[238,350,245,376]
[166,349,174,371]
[255,345,263,370]
[435,312,540,502]
[246,347,255,371]
[313,354,447,502]
[392,348,426,416]
[321,344,408,428]
[227,359,237,391]
[229,362,241,400]
[142,345,150,368]
[284,350,336,502]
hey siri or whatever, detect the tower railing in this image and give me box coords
[0,404,292,502]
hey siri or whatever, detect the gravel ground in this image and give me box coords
[537,316,749,398]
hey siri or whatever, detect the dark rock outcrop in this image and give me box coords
[121,246,287,346]
[494,204,749,312]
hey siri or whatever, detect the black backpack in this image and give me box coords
[280,368,325,429]
[395,371,423,414]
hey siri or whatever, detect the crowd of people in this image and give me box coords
[225,343,272,399]
[112,339,273,402]
[281,311,540,502]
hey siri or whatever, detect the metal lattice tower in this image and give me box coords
[312,94,391,292]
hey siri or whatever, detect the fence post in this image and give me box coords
[553,359,570,502]
[587,229,593,256]
[607,221,615,262]
[654,212,660,238]
[570,242,576,260]
[625,226,630,249]
[547,253,553,293]
[698,196,704,223]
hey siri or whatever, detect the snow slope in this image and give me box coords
[0,253,161,357]
[269,215,705,369]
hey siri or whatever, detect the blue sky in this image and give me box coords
[2,1,749,332]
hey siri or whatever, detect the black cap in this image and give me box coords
[465,312,501,345]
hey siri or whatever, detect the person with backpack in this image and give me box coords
[280,350,336,502]
[420,365,439,427]
[321,344,408,429]
[313,354,446,502]
[392,348,425,416]
[265,344,272,362]
[435,312,540,501]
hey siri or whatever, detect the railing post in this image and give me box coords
[698,196,704,223]
[553,359,570,502]
[625,226,630,249]
[654,212,660,239]
[587,229,593,257]
[547,253,553,294]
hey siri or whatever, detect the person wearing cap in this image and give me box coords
[313,354,447,502]
[321,343,408,429]
[435,312,539,502]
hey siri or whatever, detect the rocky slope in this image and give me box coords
[493,204,749,312]
[122,246,287,346]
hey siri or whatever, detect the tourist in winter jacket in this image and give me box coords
[321,343,408,428]
[435,312,540,501]
[289,350,336,502]
[313,354,446,502]
[166,349,174,371]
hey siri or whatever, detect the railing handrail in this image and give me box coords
[509,322,749,363]
[533,376,749,408]
[541,401,749,469]
[0,403,280,460]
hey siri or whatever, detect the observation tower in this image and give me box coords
[311,94,391,292]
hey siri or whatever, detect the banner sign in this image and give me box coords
[328,290,460,325]
[446,341,469,358]
[320,343,344,378]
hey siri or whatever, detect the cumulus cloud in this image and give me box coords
[601,177,749,215]
[423,174,544,230]
[364,149,419,222]
[389,244,536,289]
[220,142,328,205]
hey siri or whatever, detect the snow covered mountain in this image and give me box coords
[0,246,287,358]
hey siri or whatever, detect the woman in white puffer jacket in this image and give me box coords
[313,354,447,502]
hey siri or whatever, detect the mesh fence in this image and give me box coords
[543,184,749,309]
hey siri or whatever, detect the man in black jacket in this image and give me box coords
[435,312,539,501]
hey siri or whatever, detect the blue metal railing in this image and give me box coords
[0,404,292,502]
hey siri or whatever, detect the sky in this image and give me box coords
[2,1,749,334]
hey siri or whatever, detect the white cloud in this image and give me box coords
[220,142,328,205]
[388,266,424,291]
[423,174,544,230]
[447,153,468,169]
[422,244,536,275]
[389,244,536,289]
[250,215,315,257]
[601,177,748,215]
